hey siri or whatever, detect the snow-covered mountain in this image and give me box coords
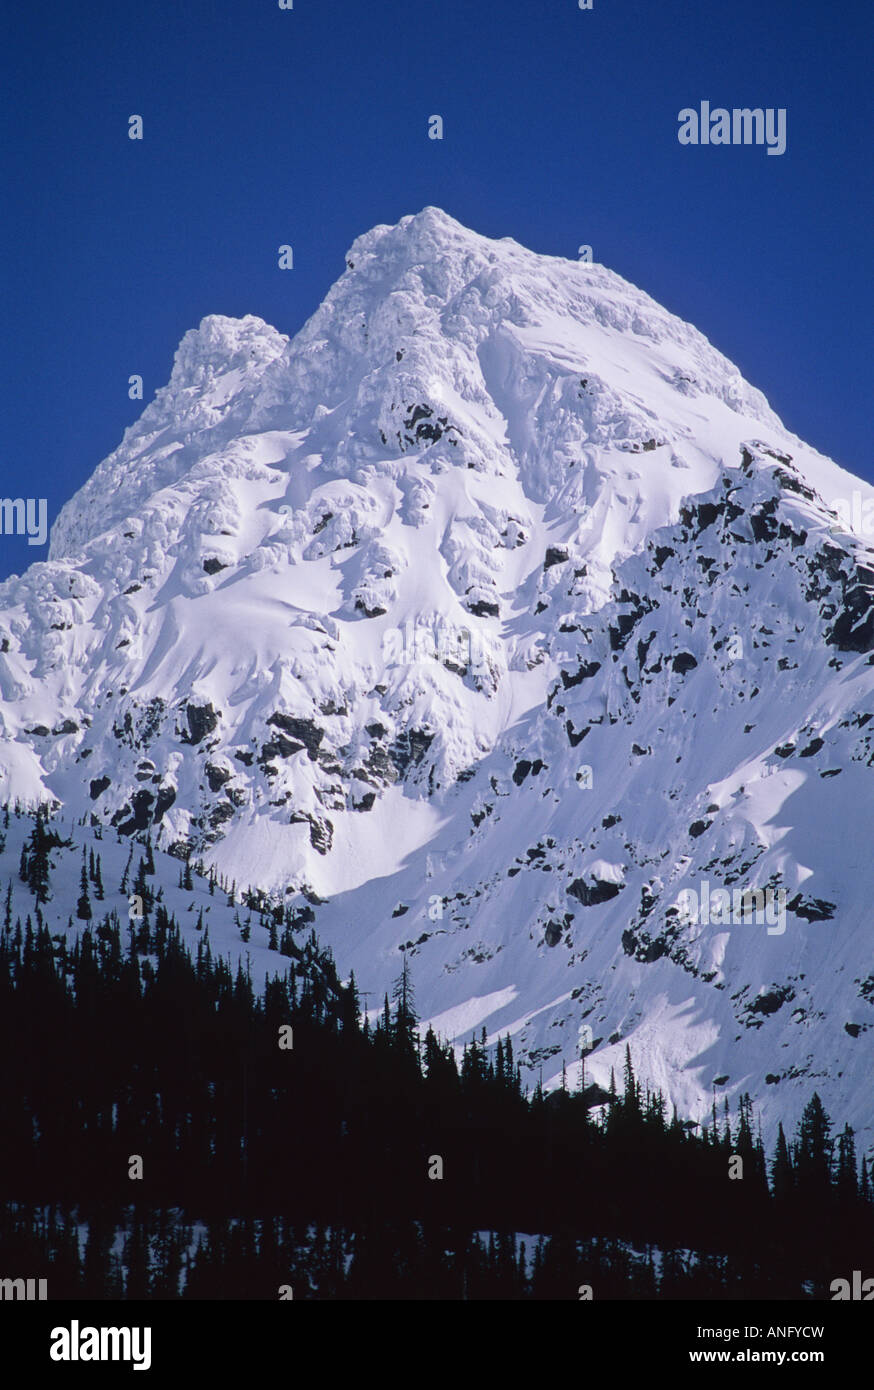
[2,207,872,1148]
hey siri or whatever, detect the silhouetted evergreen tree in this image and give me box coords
[76,861,92,920]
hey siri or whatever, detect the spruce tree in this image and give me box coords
[771,1121,793,1201]
[391,955,418,1058]
[796,1092,833,1196]
[119,844,134,895]
[835,1124,858,1205]
[623,1044,641,1119]
[860,1156,872,1206]
[25,808,53,904]
[76,861,92,921]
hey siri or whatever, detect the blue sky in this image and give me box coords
[1,0,870,579]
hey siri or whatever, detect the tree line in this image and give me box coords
[0,806,871,1298]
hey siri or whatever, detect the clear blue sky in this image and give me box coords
[1,0,870,580]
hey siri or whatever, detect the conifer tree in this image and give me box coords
[795,1092,833,1196]
[76,861,92,921]
[623,1044,641,1118]
[382,992,391,1038]
[25,808,53,904]
[119,844,134,895]
[767,1123,794,1200]
[835,1124,858,1205]
[860,1155,871,1205]
[391,955,418,1058]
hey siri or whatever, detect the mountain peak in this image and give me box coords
[52,208,792,563]
[169,313,288,385]
[345,205,489,265]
